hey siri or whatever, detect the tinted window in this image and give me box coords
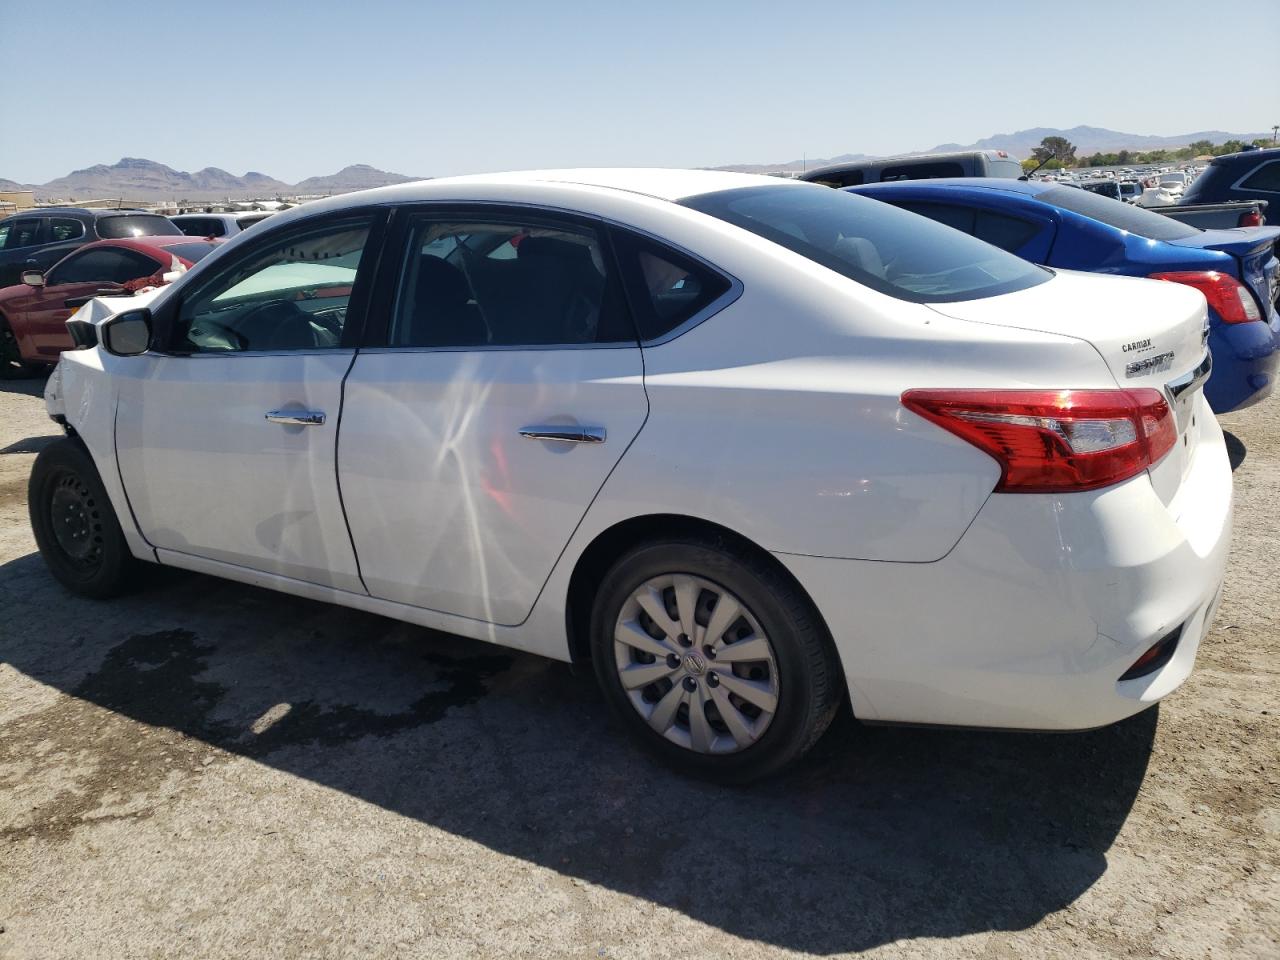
[48,248,161,286]
[974,211,1041,253]
[880,162,965,182]
[174,217,227,237]
[176,217,371,353]
[0,224,7,247]
[682,185,1049,303]
[236,214,271,228]
[612,230,732,341]
[810,170,864,188]
[95,214,182,239]
[4,219,42,249]
[892,201,976,234]
[162,242,221,264]
[49,218,85,242]
[390,217,632,347]
[1036,186,1201,240]
[1239,161,1280,193]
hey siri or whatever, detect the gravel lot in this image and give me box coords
[1,373,1277,959]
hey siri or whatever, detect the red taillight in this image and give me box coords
[1148,270,1261,323]
[901,388,1177,493]
[1237,210,1263,228]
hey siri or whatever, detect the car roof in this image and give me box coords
[9,207,158,218]
[851,177,1052,198]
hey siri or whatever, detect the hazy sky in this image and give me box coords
[4,0,1277,183]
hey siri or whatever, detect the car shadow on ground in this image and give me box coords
[0,375,49,398]
[1223,430,1247,472]
[0,553,1156,954]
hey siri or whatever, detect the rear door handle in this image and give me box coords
[519,425,606,444]
[266,410,326,426]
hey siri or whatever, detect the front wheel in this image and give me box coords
[590,538,842,783]
[28,438,140,598]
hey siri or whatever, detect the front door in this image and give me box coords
[115,212,381,592]
[338,209,649,625]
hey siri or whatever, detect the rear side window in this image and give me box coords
[986,159,1025,179]
[95,214,182,239]
[682,184,1049,303]
[880,161,965,182]
[390,217,634,347]
[1238,161,1280,193]
[611,230,733,341]
[975,211,1041,253]
[892,201,976,234]
[1036,187,1200,240]
[810,170,864,188]
[47,247,161,285]
[4,219,42,249]
[49,218,85,242]
[175,217,227,237]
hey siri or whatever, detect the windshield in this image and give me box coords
[1036,186,1201,240]
[681,184,1050,303]
[96,214,183,239]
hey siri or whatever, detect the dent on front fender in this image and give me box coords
[44,362,66,422]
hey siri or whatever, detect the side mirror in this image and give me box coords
[21,270,44,287]
[100,309,152,357]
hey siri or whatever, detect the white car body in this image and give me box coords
[46,169,1231,738]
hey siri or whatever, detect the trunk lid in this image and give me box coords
[1167,226,1280,319]
[926,269,1211,498]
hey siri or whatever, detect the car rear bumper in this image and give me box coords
[1206,316,1280,412]
[776,406,1233,731]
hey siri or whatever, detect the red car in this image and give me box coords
[0,235,221,376]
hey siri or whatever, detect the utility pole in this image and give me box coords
[1273,124,1279,147]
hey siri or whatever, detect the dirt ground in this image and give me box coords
[0,372,1276,960]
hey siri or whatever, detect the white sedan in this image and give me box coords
[33,169,1231,781]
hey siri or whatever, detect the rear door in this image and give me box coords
[0,217,47,287]
[338,206,649,625]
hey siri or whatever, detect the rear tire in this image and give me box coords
[590,537,842,783]
[0,314,40,380]
[28,438,140,599]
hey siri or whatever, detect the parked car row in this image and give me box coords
[25,168,1234,781]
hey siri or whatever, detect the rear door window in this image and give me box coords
[49,218,85,242]
[974,211,1042,253]
[175,217,227,237]
[892,201,977,234]
[389,216,634,347]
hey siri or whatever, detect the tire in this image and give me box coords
[590,537,842,783]
[0,314,41,380]
[28,438,140,599]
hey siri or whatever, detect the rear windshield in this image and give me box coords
[681,184,1050,303]
[1036,187,1201,240]
[96,214,183,239]
[174,217,226,237]
[163,242,221,263]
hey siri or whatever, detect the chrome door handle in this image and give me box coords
[519,425,606,444]
[266,410,326,426]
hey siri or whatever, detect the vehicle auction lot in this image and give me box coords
[0,376,1276,959]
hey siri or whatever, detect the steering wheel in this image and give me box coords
[186,317,248,351]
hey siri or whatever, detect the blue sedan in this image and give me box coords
[848,179,1280,412]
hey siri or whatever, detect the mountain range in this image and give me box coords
[0,158,421,200]
[712,125,1273,174]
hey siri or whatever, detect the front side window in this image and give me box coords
[4,219,42,249]
[683,184,1049,303]
[49,218,85,242]
[175,217,371,353]
[390,217,632,347]
[1239,161,1280,193]
[48,248,162,286]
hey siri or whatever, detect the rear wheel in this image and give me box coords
[28,439,140,598]
[0,313,40,380]
[590,538,842,783]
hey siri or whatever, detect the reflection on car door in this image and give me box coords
[338,207,649,625]
[114,213,383,591]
